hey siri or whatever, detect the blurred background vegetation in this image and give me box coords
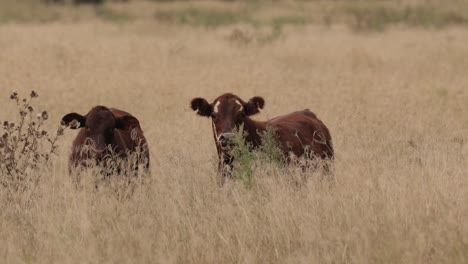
[1,0,468,32]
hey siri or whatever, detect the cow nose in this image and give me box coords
[91,145,106,154]
[218,133,235,148]
[219,135,228,148]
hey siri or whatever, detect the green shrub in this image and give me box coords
[345,5,468,32]
[257,126,285,167]
[229,128,255,189]
[229,126,285,189]
[155,8,247,28]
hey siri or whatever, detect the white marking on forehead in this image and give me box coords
[213,101,221,113]
[235,100,243,111]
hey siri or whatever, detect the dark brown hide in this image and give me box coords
[191,93,333,178]
[61,106,149,173]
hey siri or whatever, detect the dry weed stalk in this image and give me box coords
[0,91,63,194]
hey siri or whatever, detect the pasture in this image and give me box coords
[0,0,467,263]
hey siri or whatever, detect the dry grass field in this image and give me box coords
[1,1,468,263]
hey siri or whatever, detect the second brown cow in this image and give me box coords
[61,106,149,175]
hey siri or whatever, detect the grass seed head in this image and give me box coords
[10,91,18,100]
[56,127,64,136]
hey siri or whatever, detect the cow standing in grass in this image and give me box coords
[191,93,333,183]
[61,106,149,176]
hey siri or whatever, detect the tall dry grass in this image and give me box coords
[0,11,467,264]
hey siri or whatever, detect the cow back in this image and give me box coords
[267,109,333,159]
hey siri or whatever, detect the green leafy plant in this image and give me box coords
[229,126,286,189]
[257,126,285,167]
[229,128,255,189]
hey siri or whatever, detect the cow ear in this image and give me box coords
[244,96,265,116]
[61,113,86,129]
[115,115,140,131]
[191,98,213,117]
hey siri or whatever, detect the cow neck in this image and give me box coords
[243,117,266,146]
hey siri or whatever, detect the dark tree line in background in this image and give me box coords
[42,0,128,5]
[42,0,234,4]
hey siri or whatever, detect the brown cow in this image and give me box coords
[191,93,333,181]
[61,106,149,175]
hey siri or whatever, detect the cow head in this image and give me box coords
[61,106,139,158]
[191,93,264,152]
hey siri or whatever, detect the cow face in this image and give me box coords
[191,93,264,151]
[61,106,138,157]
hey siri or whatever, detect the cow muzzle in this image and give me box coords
[90,145,106,155]
[83,139,107,156]
[218,133,236,149]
